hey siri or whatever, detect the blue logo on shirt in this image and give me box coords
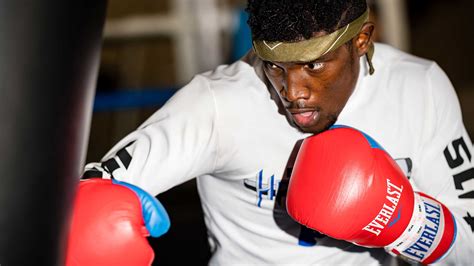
[244,169,279,207]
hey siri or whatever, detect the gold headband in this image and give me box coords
[252,9,375,74]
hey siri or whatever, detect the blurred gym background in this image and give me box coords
[86,0,474,265]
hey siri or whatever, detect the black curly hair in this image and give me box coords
[246,0,367,42]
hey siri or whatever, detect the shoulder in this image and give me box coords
[195,56,272,105]
[162,59,262,106]
[372,43,436,81]
[373,43,455,96]
[367,44,461,142]
[199,60,264,90]
[368,43,455,103]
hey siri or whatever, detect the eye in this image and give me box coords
[305,62,324,71]
[265,61,282,72]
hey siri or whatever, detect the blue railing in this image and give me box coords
[93,88,178,112]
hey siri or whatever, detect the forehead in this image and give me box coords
[265,46,343,66]
[253,32,342,63]
[253,9,369,62]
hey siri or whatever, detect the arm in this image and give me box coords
[68,75,220,265]
[286,126,457,265]
[411,63,474,265]
[83,74,220,195]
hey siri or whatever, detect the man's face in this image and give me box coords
[263,42,360,134]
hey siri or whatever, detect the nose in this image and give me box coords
[281,71,310,102]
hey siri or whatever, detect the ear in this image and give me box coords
[354,22,375,56]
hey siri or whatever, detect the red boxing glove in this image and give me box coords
[66,178,170,266]
[287,126,457,264]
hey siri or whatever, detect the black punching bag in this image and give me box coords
[0,1,107,265]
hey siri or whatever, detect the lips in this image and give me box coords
[289,110,319,127]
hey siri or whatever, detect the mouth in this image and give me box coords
[287,109,320,128]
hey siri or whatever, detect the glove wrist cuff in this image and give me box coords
[385,192,457,264]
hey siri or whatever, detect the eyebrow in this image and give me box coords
[295,56,329,65]
[264,56,330,67]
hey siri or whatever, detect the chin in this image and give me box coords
[297,119,337,135]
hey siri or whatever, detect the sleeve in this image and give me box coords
[83,75,220,196]
[412,63,474,265]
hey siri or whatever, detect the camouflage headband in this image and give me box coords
[253,9,375,74]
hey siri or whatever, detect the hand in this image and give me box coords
[286,125,456,264]
[66,178,170,266]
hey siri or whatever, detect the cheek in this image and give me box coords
[264,71,281,91]
[268,77,281,92]
[265,74,289,102]
[318,63,357,112]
